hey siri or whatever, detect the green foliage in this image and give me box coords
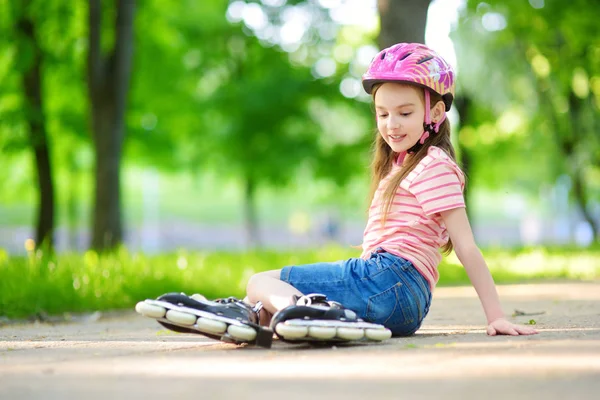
[125,0,372,188]
[0,245,598,319]
[205,35,346,186]
[0,0,374,242]
[0,0,90,213]
[453,0,600,199]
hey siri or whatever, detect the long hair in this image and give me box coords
[368,84,458,255]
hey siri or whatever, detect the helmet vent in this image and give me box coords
[399,52,411,61]
[380,52,386,60]
[417,55,434,64]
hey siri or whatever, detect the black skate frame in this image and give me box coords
[146,298,273,348]
[271,305,390,345]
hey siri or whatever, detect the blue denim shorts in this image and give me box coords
[280,248,432,336]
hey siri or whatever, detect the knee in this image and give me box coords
[245,273,260,301]
[246,270,280,303]
[245,271,267,302]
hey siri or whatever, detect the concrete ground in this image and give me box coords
[1,282,599,400]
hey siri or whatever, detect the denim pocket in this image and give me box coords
[363,258,430,335]
[366,282,402,325]
[366,280,420,328]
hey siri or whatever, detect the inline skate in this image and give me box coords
[136,293,273,348]
[270,293,392,343]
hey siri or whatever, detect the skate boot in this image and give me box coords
[270,293,392,344]
[135,293,273,348]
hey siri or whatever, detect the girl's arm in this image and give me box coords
[440,207,538,336]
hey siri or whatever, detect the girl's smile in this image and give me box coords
[387,133,408,141]
[374,83,425,153]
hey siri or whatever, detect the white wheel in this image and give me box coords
[308,326,336,340]
[365,328,392,341]
[196,317,227,334]
[135,301,166,318]
[190,294,207,302]
[228,324,257,341]
[166,310,196,326]
[275,324,308,339]
[337,327,364,341]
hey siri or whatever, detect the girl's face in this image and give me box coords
[374,83,425,154]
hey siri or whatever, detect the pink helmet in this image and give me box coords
[362,43,455,111]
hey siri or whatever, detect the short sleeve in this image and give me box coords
[407,159,465,216]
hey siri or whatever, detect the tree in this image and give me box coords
[453,0,600,241]
[12,0,55,249]
[1,0,95,252]
[87,0,136,250]
[205,34,345,247]
[377,0,431,47]
[139,1,371,247]
[1,0,377,251]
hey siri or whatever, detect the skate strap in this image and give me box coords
[295,293,328,306]
[296,294,344,308]
[252,301,264,315]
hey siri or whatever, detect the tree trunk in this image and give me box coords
[243,176,261,248]
[453,95,474,221]
[526,56,597,243]
[377,0,431,48]
[67,154,81,250]
[572,169,598,241]
[88,0,135,250]
[567,93,598,242]
[17,5,55,249]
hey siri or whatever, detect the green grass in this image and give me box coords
[0,245,598,320]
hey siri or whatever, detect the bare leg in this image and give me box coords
[242,296,273,326]
[246,269,303,317]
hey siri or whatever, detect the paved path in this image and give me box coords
[1,283,599,399]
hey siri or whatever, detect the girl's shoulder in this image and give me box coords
[425,146,463,173]
[400,146,465,191]
[426,146,455,162]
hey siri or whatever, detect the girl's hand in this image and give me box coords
[487,318,539,336]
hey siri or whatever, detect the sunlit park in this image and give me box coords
[1,0,599,398]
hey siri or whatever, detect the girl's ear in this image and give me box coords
[431,100,446,123]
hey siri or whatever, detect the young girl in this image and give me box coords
[136,43,538,347]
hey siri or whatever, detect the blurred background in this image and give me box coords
[1,0,599,255]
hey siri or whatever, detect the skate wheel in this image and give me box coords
[308,326,336,340]
[228,324,257,342]
[135,301,166,318]
[190,294,207,302]
[166,310,196,326]
[196,317,227,334]
[275,324,308,339]
[365,328,392,341]
[337,327,364,341]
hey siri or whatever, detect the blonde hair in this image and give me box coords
[368,83,458,255]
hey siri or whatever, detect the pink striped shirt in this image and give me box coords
[360,146,466,289]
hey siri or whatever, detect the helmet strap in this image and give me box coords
[408,90,447,153]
